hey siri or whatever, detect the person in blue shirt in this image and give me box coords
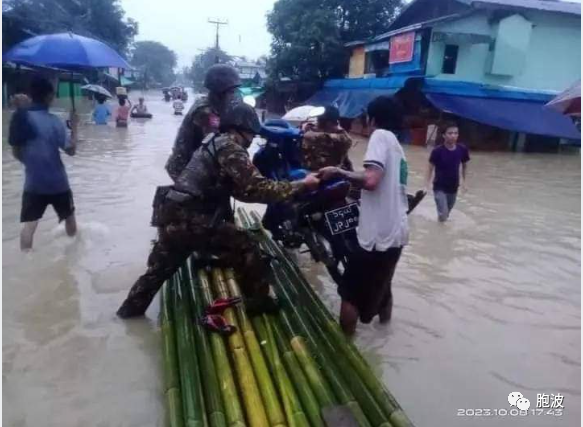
[8,76,79,250]
[92,94,110,125]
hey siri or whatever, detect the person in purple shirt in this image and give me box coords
[424,122,470,222]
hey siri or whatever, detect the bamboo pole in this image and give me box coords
[275,308,337,409]
[173,273,208,427]
[223,269,287,427]
[242,209,414,426]
[264,316,311,427]
[253,315,324,427]
[161,280,185,427]
[193,266,246,427]
[271,269,372,427]
[304,309,391,427]
[183,266,228,427]
[210,268,270,427]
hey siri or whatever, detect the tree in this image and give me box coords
[267,0,402,81]
[130,41,177,87]
[173,66,191,86]
[256,55,269,66]
[2,0,138,55]
[189,47,232,91]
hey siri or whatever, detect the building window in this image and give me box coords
[364,52,375,74]
[442,44,459,74]
[365,50,389,75]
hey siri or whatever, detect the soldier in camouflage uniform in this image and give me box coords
[165,64,242,181]
[302,105,353,172]
[117,103,320,318]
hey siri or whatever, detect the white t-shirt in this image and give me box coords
[173,100,184,112]
[357,129,409,251]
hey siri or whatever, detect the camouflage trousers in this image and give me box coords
[117,205,269,317]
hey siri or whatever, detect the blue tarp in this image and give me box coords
[307,76,411,118]
[422,78,556,102]
[306,88,397,118]
[324,76,411,90]
[426,93,580,140]
[307,77,580,139]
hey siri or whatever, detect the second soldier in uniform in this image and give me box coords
[166,64,243,181]
[302,105,353,172]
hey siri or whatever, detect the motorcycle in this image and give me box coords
[254,119,426,286]
[254,121,359,284]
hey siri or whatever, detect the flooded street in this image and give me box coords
[3,92,580,427]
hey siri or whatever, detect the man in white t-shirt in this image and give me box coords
[318,96,409,335]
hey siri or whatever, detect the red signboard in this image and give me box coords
[389,32,415,64]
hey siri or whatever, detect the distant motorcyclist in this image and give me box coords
[165,64,242,181]
[302,105,353,172]
[117,103,320,318]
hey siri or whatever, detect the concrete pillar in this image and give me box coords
[513,133,526,152]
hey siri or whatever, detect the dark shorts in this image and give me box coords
[20,190,75,223]
[340,246,403,323]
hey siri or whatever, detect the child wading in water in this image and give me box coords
[92,95,111,125]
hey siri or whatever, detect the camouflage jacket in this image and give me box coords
[302,129,353,171]
[165,96,220,181]
[174,133,301,213]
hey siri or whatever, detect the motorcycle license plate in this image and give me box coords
[324,203,359,235]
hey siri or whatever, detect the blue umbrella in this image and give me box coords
[4,32,130,109]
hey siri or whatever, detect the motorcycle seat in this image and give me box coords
[260,124,302,140]
[263,119,292,129]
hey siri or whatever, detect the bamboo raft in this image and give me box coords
[160,209,414,427]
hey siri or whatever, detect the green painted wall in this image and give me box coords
[57,82,82,98]
[425,11,581,92]
[490,14,533,76]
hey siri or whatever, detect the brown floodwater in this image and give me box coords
[3,92,580,427]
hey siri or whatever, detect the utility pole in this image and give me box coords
[208,18,228,64]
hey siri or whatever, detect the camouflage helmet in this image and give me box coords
[204,64,241,93]
[221,102,261,134]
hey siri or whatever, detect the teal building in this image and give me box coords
[310,0,581,149]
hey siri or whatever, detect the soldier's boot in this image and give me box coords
[117,277,160,318]
[117,295,151,318]
[117,240,189,319]
[240,254,279,315]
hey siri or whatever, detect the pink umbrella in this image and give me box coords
[546,80,581,116]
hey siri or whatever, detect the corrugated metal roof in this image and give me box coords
[372,13,470,42]
[460,0,580,15]
[344,40,366,47]
[234,61,264,69]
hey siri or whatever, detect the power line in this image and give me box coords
[207,18,227,64]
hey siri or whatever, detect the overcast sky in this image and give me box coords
[121,0,277,68]
[121,0,581,68]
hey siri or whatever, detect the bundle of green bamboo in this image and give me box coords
[160,209,414,427]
